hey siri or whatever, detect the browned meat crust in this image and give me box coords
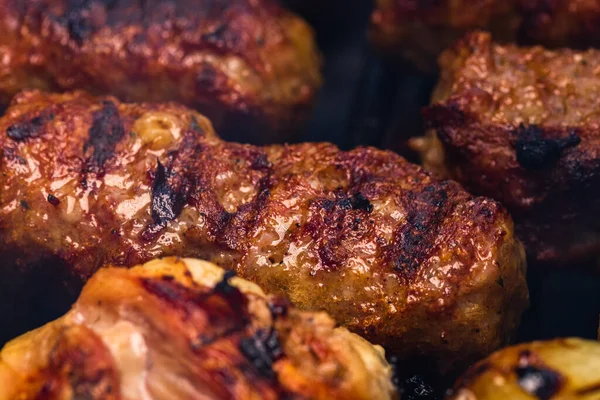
[0,0,322,144]
[419,31,600,264]
[0,90,528,374]
[0,258,397,399]
[370,0,600,71]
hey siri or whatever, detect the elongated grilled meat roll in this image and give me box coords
[0,90,528,374]
[0,257,397,399]
[370,0,600,72]
[0,0,321,143]
[417,31,600,264]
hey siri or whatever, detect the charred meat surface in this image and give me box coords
[0,257,398,399]
[0,90,528,374]
[417,31,600,264]
[370,0,600,71]
[447,338,600,400]
[0,0,322,144]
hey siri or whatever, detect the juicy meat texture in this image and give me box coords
[416,31,600,264]
[0,0,322,144]
[0,90,528,374]
[447,338,600,400]
[0,257,397,400]
[370,0,600,71]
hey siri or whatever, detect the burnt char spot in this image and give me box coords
[387,185,450,279]
[84,101,125,174]
[214,270,237,296]
[514,124,581,170]
[515,350,563,400]
[142,134,204,241]
[150,159,187,226]
[47,194,60,206]
[324,192,374,213]
[349,192,373,212]
[251,153,272,170]
[239,328,283,379]
[7,113,54,141]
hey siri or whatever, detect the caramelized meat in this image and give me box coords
[0,257,397,399]
[0,90,528,374]
[370,0,600,71]
[0,0,321,144]
[417,31,600,264]
[447,338,600,400]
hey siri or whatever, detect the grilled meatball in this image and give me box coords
[0,0,321,144]
[416,31,600,264]
[447,338,600,400]
[370,0,600,72]
[0,257,397,400]
[0,90,528,374]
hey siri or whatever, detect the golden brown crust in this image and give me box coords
[0,257,397,399]
[0,0,322,143]
[420,31,600,263]
[370,0,600,71]
[447,338,600,400]
[0,90,528,374]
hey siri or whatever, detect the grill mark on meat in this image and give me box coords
[44,325,119,397]
[141,272,250,343]
[239,328,283,379]
[514,124,581,171]
[386,185,451,280]
[215,153,274,251]
[300,190,375,270]
[83,101,125,175]
[514,350,563,400]
[6,112,54,141]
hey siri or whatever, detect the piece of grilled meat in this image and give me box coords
[0,90,528,374]
[370,0,600,72]
[0,0,321,144]
[415,31,600,264]
[0,257,397,400]
[447,338,600,400]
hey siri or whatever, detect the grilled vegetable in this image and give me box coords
[0,257,397,400]
[448,338,600,400]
